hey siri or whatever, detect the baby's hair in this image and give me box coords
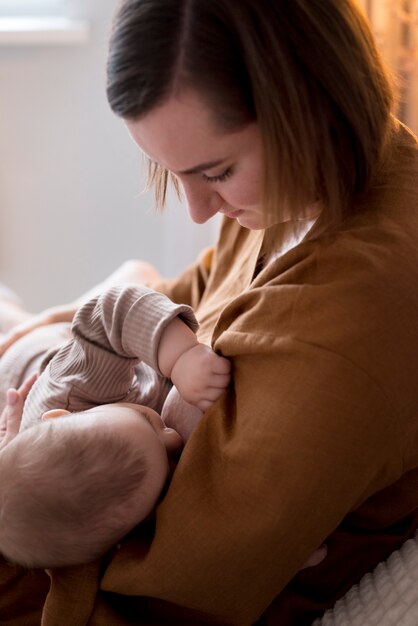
[0,413,153,568]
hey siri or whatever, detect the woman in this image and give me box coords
[0,0,417,624]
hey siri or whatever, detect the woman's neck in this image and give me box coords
[260,215,318,269]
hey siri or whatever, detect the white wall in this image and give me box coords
[0,0,219,311]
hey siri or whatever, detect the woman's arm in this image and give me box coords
[100,341,398,625]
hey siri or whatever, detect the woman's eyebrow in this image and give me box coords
[177,159,225,176]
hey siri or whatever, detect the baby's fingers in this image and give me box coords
[196,399,215,412]
[211,373,231,389]
[212,355,231,374]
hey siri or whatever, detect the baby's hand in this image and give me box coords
[170,344,231,412]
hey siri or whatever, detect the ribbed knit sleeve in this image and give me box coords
[20,286,198,431]
[72,285,198,373]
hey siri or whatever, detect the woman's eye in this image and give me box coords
[202,168,233,183]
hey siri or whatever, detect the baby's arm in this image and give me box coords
[78,286,230,411]
[21,285,199,428]
[0,260,160,357]
[158,318,231,412]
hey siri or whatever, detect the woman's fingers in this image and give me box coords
[17,372,38,400]
[0,391,24,450]
[0,375,37,450]
[3,396,23,444]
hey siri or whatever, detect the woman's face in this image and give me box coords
[125,90,278,230]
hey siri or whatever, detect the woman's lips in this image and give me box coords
[220,208,243,219]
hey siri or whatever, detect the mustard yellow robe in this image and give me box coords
[1,120,417,625]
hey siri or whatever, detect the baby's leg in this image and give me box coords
[0,284,30,333]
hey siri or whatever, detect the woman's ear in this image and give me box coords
[41,409,71,421]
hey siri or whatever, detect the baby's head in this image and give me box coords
[0,403,182,569]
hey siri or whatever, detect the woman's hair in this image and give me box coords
[107,0,395,232]
[0,415,156,569]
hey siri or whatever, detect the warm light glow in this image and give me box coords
[358,0,418,132]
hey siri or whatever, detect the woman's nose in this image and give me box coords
[182,182,223,224]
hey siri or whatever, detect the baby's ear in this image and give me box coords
[41,409,71,421]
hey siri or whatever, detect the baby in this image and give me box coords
[0,403,180,569]
[0,285,230,569]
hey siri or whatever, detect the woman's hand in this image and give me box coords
[0,374,37,450]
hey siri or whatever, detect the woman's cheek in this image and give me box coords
[223,177,262,208]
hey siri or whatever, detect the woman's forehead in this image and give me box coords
[125,91,257,173]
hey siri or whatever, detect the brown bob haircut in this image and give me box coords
[107,0,394,233]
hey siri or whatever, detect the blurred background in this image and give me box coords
[0,0,219,310]
[359,0,418,130]
[0,0,417,311]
